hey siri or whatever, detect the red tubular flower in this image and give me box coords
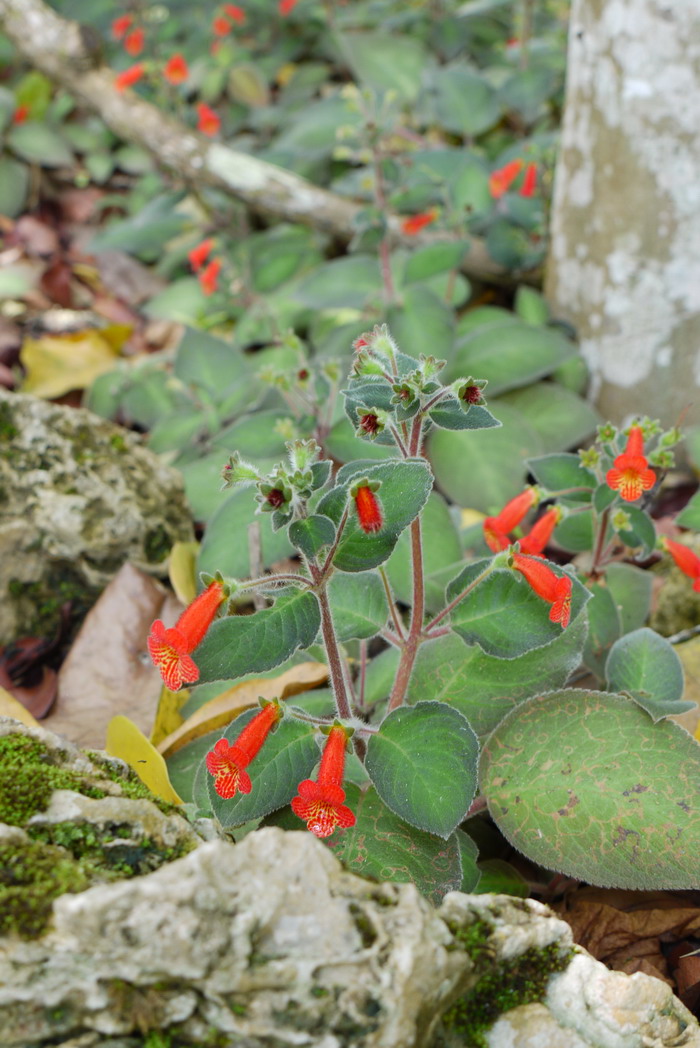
[224,4,246,22]
[291,726,356,838]
[512,553,572,628]
[212,15,232,35]
[115,63,145,92]
[489,159,524,199]
[354,485,383,534]
[483,487,539,552]
[12,104,29,124]
[197,102,221,136]
[124,28,145,56]
[279,0,299,14]
[199,257,222,295]
[188,238,213,272]
[112,14,133,40]
[164,53,189,85]
[148,580,226,690]
[519,506,562,556]
[205,703,281,798]
[401,210,437,235]
[520,162,537,197]
[606,425,656,502]
[664,538,700,593]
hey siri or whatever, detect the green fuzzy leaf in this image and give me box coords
[7,121,73,167]
[317,460,433,572]
[342,32,428,102]
[447,559,590,659]
[582,583,621,678]
[328,571,388,642]
[616,507,657,556]
[198,490,294,579]
[366,701,478,838]
[498,382,599,453]
[429,66,501,136]
[386,284,455,360]
[480,689,700,889]
[676,490,700,530]
[289,514,337,561]
[593,482,618,512]
[526,452,595,500]
[514,286,549,326]
[428,402,544,513]
[175,327,252,403]
[605,628,692,722]
[207,709,319,826]
[195,590,320,685]
[553,510,596,552]
[295,255,381,310]
[0,156,28,217]
[474,859,528,897]
[456,829,481,893]
[606,563,652,634]
[407,621,587,737]
[326,784,463,905]
[404,242,468,284]
[428,399,501,432]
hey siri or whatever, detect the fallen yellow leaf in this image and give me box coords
[20,327,126,398]
[168,541,199,606]
[157,661,328,758]
[106,714,183,804]
[150,685,189,748]
[460,508,486,529]
[0,686,41,729]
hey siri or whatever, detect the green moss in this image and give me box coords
[438,942,573,1048]
[0,839,92,938]
[6,566,98,645]
[445,917,494,962]
[110,432,128,453]
[0,735,106,826]
[144,524,172,564]
[0,400,18,441]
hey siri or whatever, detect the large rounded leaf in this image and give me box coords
[365,701,478,838]
[480,689,700,889]
[605,628,692,721]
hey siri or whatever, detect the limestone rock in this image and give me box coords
[2,720,700,1048]
[0,389,193,643]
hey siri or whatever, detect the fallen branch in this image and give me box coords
[0,0,528,286]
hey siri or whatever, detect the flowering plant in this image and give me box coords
[150,326,700,902]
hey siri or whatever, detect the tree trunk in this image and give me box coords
[545,0,700,430]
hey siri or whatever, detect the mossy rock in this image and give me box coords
[0,719,204,940]
[0,390,193,644]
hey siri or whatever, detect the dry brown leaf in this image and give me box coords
[49,563,173,747]
[157,662,328,758]
[555,887,700,984]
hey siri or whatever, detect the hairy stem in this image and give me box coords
[379,565,406,641]
[387,515,425,711]
[316,585,352,720]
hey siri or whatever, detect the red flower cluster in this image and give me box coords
[188,240,223,295]
[111,14,133,40]
[164,53,189,85]
[512,553,572,628]
[489,159,538,199]
[115,63,145,92]
[12,104,29,124]
[291,726,356,838]
[606,425,656,502]
[279,0,299,14]
[354,485,383,534]
[147,581,227,690]
[206,703,281,798]
[664,538,700,592]
[483,487,539,553]
[124,27,145,56]
[401,210,437,236]
[518,507,562,556]
[197,102,221,136]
